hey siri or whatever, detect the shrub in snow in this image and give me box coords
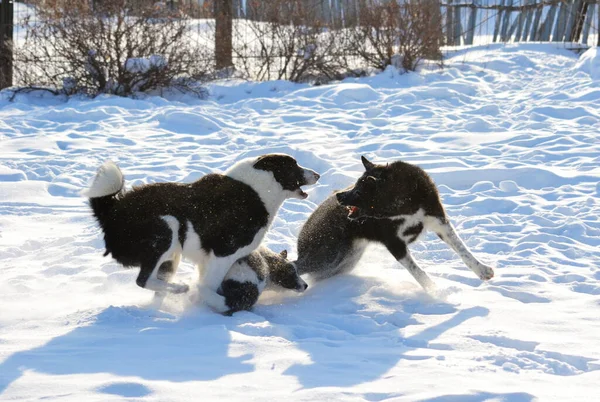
[13,0,209,97]
[125,56,168,74]
[345,0,443,72]
[231,0,357,83]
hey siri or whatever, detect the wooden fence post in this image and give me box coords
[514,0,528,42]
[582,3,595,45]
[446,0,455,46]
[215,0,233,71]
[552,0,569,41]
[493,0,506,42]
[0,0,13,90]
[453,2,462,45]
[465,1,478,45]
[563,0,580,42]
[539,3,558,41]
[597,0,600,46]
[530,1,544,41]
[500,0,513,42]
[569,0,586,43]
[522,0,535,41]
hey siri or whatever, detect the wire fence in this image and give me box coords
[1,0,598,92]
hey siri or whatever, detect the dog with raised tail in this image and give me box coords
[85,154,319,313]
[295,156,494,290]
[219,247,308,315]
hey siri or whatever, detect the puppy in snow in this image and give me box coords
[85,154,319,313]
[295,156,494,290]
[218,247,308,315]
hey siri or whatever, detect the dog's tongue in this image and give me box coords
[298,189,308,199]
[348,206,359,218]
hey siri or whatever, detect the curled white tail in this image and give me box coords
[84,160,124,198]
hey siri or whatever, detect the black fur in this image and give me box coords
[296,195,416,278]
[335,158,445,220]
[218,248,307,315]
[219,280,260,316]
[93,175,268,269]
[254,154,317,191]
[88,155,319,297]
[296,156,494,286]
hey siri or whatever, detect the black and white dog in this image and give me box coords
[295,156,494,290]
[219,247,308,315]
[86,154,319,312]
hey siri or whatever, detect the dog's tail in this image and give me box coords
[84,161,124,254]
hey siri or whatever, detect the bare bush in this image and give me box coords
[14,0,210,97]
[231,0,354,83]
[348,0,444,72]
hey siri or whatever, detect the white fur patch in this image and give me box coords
[182,221,208,269]
[303,167,319,185]
[198,285,229,313]
[226,260,262,284]
[84,160,124,198]
[198,226,268,291]
[225,157,289,216]
[390,208,427,243]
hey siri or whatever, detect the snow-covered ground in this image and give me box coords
[1,44,599,401]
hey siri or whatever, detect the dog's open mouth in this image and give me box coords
[346,205,361,219]
[296,189,308,199]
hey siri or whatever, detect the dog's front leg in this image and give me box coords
[196,257,230,313]
[383,237,436,291]
[151,254,184,308]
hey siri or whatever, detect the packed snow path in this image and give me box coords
[1,44,599,401]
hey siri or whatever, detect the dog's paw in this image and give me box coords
[477,265,495,281]
[197,285,229,313]
[168,282,190,294]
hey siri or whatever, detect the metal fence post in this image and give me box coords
[0,0,14,90]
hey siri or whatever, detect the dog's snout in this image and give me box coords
[303,168,320,185]
[298,282,308,292]
[336,190,350,204]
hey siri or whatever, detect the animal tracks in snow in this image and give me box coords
[1,44,600,400]
[471,334,599,376]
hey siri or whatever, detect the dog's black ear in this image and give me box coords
[280,250,288,259]
[361,156,375,171]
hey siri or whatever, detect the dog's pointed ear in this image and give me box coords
[280,250,288,259]
[361,156,375,171]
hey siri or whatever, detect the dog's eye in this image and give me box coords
[364,176,378,187]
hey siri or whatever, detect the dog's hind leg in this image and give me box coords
[425,216,494,281]
[384,237,436,291]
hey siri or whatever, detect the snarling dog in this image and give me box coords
[295,156,494,290]
[86,154,319,312]
[219,247,308,315]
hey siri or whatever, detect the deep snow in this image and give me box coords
[1,44,599,401]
